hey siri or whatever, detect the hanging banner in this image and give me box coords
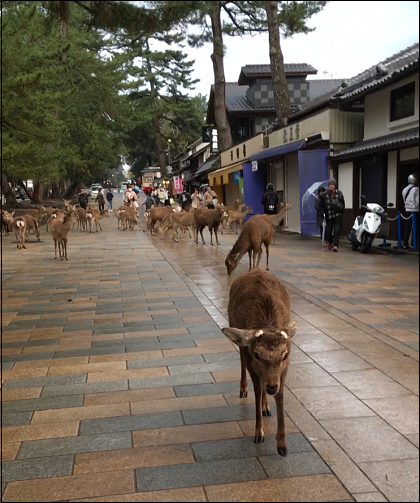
[173,177,184,193]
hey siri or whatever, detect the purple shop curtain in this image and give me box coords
[299,150,330,236]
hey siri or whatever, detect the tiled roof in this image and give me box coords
[223,79,344,115]
[332,127,419,160]
[241,63,318,76]
[289,80,344,121]
[336,42,419,102]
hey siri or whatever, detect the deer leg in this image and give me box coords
[63,237,68,261]
[239,348,248,398]
[250,372,264,444]
[256,247,263,268]
[200,226,205,245]
[248,250,252,271]
[98,222,102,232]
[262,391,271,417]
[214,226,220,245]
[265,243,270,271]
[274,367,289,457]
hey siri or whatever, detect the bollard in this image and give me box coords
[413,212,418,251]
[393,211,403,250]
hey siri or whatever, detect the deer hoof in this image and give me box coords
[239,390,248,399]
[277,446,288,457]
[262,409,272,417]
[254,435,265,444]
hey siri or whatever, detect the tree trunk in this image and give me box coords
[19,180,33,201]
[1,171,16,205]
[62,180,78,200]
[51,180,60,199]
[32,181,44,204]
[265,1,290,126]
[210,4,233,152]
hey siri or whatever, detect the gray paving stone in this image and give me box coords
[183,405,263,425]
[79,411,184,435]
[174,381,242,397]
[2,411,33,427]
[63,321,96,332]
[2,373,87,390]
[168,360,239,376]
[91,338,159,348]
[1,339,59,349]
[2,455,74,482]
[128,355,204,370]
[18,432,131,459]
[41,379,128,398]
[192,433,313,462]
[53,346,126,359]
[127,341,197,352]
[203,353,240,363]
[187,327,224,335]
[158,332,225,343]
[135,458,267,492]
[2,395,83,414]
[2,323,37,331]
[1,362,14,370]
[259,451,331,478]
[2,351,55,363]
[130,372,215,390]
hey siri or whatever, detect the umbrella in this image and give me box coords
[143,187,153,195]
[301,180,329,216]
[321,216,327,251]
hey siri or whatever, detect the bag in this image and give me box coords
[329,194,344,214]
[266,193,277,212]
[378,215,391,238]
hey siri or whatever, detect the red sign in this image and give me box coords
[173,177,183,193]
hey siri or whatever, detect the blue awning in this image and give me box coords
[250,139,306,162]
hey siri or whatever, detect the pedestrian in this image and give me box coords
[157,185,167,207]
[319,179,345,252]
[106,189,114,212]
[402,174,419,250]
[315,186,326,240]
[203,186,217,209]
[78,189,89,210]
[191,188,203,209]
[96,188,106,212]
[142,194,154,210]
[261,183,279,215]
[180,187,192,210]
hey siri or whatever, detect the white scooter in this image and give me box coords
[348,196,394,254]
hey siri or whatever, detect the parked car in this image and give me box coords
[89,184,102,199]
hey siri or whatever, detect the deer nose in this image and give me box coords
[266,385,278,396]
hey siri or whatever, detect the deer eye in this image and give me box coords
[254,352,261,361]
[282,353,289,361]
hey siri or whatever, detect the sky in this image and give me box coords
[183,1,419,98]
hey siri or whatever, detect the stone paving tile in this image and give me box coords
[3,421,79,443]
[183,404,258,424]
[127,354,204,370]
[2,412,33,428]
[129,372,215,390]
[17,431,132,458]
[83,387,175,406]
[2,373,87,390]
[174,381,240,397]
[31,403,130,424]
[40,379,129,398]
[130,394,227,415]
[2,388,42,401]
[135,458,267,492]
[79,411,185,435]
[363,395,419,435]
[2,395,84,414]
[2,469,135,502]
[70,487,207,502]
[259,451,331,478]
[2,455,74,482]
[353,493,388,502]
[2,443,21,461]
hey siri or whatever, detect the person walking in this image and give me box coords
[96,188,106,212]
[180,187,192,210]
[78,189,89,210]
[315,186,326,240]
[191,188,203,209]
[319,179,345,252]
[106,189,114,212]
[203,186,217,209]
[402,174,419,250]
[261,183,279,215]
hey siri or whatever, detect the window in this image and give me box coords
[390,82,415,122]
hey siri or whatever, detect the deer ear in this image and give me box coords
[222,328,261,346]
[285,321,298,339]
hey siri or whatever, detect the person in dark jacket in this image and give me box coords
[315,186,326,239]
[78,189,89,210]
[106,189,114,211]
[261,183,279,215]
[319,179,345,252]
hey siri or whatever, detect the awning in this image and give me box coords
[250,139,307,162]
[333,127,419,160]
[188,155,221,181]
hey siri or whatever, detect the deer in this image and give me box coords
[217,199,246,212]
[225,216,273,275]
[11,216,27,249]
[115,207,139,231]
[222,206,253,235]
[194,207,223,246]
[147,206,176,236]
[46,200,74,232]
[1,210,14,236]
[222,269,298,457]
[22,215,41,242]
[160,211,196,243]
[49,209,75,260]
[28,205,48,225]
[261,203,292,245]
[86,208,109,233]
[75,207,88,231]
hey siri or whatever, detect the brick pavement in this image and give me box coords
[1,214,419,502]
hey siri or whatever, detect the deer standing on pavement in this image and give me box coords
[223,269,297,456]
[49,209,75,260]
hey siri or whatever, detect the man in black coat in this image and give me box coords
[261,183,279,215]
[319,179,345,252]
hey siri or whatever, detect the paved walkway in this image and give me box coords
[1,213,419,502]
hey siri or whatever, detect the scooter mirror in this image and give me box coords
[360,195,368,206]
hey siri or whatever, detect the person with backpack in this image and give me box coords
[319,179,345,252]
[261,183,279,215]
[180,188,192,210]
[402,174,419,250]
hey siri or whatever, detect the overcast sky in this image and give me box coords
[183,0,419,97]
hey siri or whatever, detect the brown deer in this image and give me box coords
[261,203,292,244]
[223,269,298,456]
[147,206,176,236]
[222,206,253,235]
[23,215,41,242]
[160,211,196,243]
[225,216,273,275]
[115,207,139,231]
[12,216,27,249]
[86,208,109,233]
[194,207,223,246]
[49,209,75,260]
[75,207,88,231]
[1,210,14,236]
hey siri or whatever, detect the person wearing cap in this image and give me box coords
[319,179,345,252]
[262,183,279,215]
[402,174,419,250]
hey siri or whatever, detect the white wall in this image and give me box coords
[285,153,300,231]
[400,147,419,161]
[364,74,419,140]
[387,151,398,206]
[338,162,353,209]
